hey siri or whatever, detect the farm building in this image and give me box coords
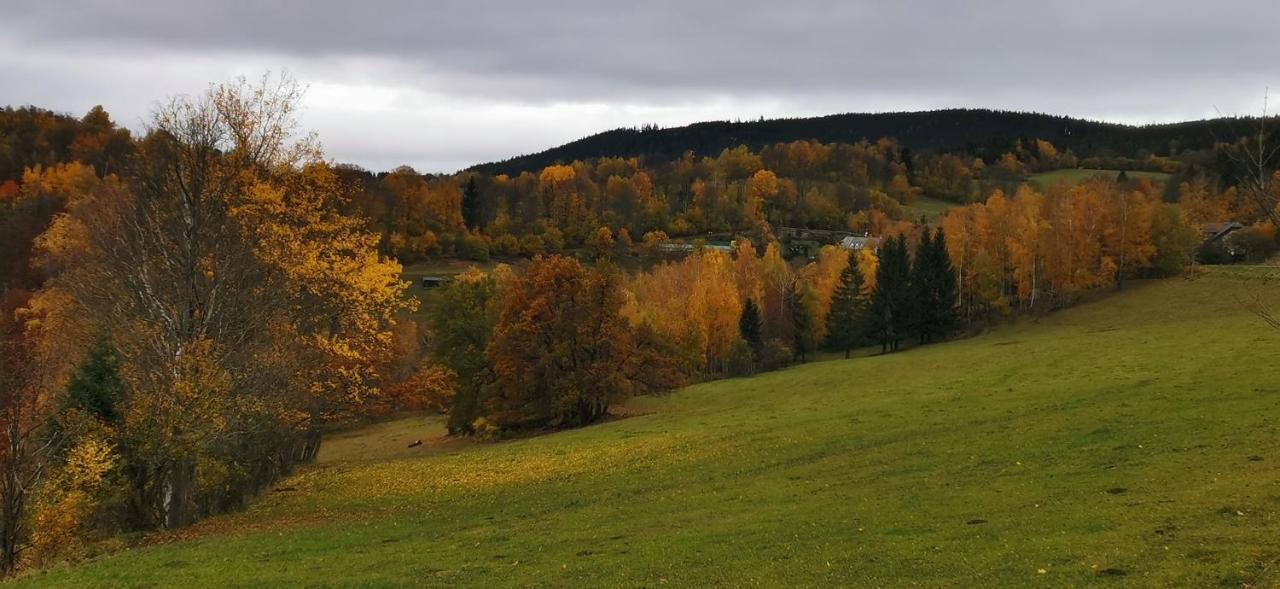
[838,234,876,251]
[656,240,735,254]
[420,276,447,288]
[1201,222,1243,243]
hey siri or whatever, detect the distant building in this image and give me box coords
[1201,222,1244,243]
[420,276,446,288]
[1200,222,1247,259]
[656,240,735,254]
[838,234,877,251]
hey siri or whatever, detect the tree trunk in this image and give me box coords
[165,459,196,529]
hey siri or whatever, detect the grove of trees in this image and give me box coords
[0,75,411,572]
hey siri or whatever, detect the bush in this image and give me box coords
[541,227,565,253]
[29,436,118,567]
[1196,240,1232,265]
[470,417,500,442]
[726,339,755,377]
[759,338,793,372]
[457,234,490,262]
[491,234,520,257]
[519,234,545,257]
[1233,227,1278,262]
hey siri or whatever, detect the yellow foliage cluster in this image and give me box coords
[29,437,117,567]
[943,179,1175,312]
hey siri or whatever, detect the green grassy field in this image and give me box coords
[1029,169,1172,190]
[17,269,1280,587]
[903,196,958,221]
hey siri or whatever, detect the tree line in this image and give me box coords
[417,226,959,441]
[469,108,1254,178]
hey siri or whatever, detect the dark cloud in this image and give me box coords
[3,1,1277,172]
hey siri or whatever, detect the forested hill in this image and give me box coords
[470,109,1244,176]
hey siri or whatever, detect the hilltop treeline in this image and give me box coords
[470,109,1267,177]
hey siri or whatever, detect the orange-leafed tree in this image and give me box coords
[484,256,672,429]
[29,74,413,530]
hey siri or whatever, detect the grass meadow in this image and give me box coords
[17,268,1280,587]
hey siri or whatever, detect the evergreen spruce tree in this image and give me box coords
[786,281,812,363]
[824,251,866,358]
[462,175,483,231]
[64,335,127,424]
[869,235,911,353]
[909,227,935,345]
[926,227,960,341]
[739,298,763,358]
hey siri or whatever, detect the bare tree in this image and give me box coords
[1218,93,1280,226]
[0,308,57,574]
[1217,94,1280,329]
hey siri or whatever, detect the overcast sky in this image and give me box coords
[3,1,1277,173]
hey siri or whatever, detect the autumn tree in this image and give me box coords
[540,165,595,247]
[30,73,412,530]
[588,226,615,260]
[0,290,56,573]
[1148,204,1200,276]
[484,257,667,429]
[429,268,497,434]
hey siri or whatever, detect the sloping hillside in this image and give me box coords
[471,109,1242,176]
[18,269,1280,587]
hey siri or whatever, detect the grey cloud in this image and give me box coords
[2,0,1278,172]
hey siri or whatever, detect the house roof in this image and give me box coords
[1202,222,1244,242]
[838,235,874,250]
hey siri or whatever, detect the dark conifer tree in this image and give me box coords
[739,298,763,358]
[786,281,811,363]
[869,235,911,353]
[462,175,483,231]
[824,251,866,358]
[926,227,960,341]
[63,335,126,424]
[909,227,935,345]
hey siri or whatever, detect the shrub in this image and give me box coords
[29,437,118,567]
[1196,240,1232,265]
[519,234,545,257]
[471,417,500,442]
[726,339,755,377]
[1233,227,1278,262]
[457,234,490,262]
[759,338,793,372]
[491,234,520,257]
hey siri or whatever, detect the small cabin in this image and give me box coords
[420,276,446,288]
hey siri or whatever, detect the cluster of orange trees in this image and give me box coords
[0,76,411,573]
[943,178,1206,318]
[415,172,1224,439]
[420,230,957,436]
[338,135,1111,263]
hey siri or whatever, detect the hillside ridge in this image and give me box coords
[470,108,1252,176]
